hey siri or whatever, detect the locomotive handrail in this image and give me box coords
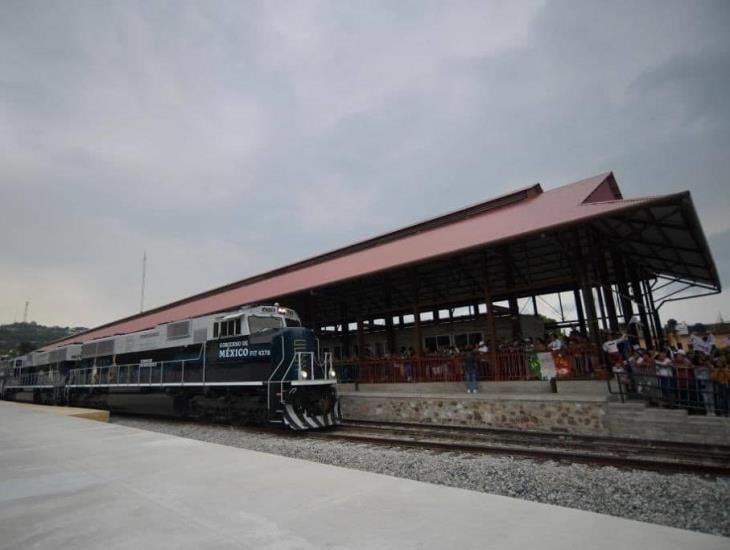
[7,344,209,390]
[266,337,289,412]
[279,353,300,404]
[67,358,200,388]
[266,343,335,410]
[277,351,319,403]
[5,369,60,388]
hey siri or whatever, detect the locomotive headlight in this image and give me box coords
[329,369,336,378]
[300,370,308,379]
[277,307,287,314]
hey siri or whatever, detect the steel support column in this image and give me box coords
[612,251,637,343]
[595,286,607,331]
[628,265,654,350]
[598,252,619,333]
[414,306,423,372]
[356,318,366,360]
[307,292,320,336]
[580,280,603,353]
[386,316,396,355]
[340,304,350,359]
[484,287,498,379]
[502,246,522,341]
[411,271,423,372]
[572,228,603,361]
[384,284,396,355]
[573,289,587,334]
[644,279,665,349]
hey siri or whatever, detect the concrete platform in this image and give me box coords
[0,401,726,550]
[6,402,109,422]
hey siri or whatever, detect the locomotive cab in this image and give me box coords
[205,304,340,428]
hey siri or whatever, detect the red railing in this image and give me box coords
[335,346,604,384]
[562,344,603,378]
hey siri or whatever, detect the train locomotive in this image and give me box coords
[0,304,341,430]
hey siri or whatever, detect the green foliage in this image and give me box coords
[0,323,87,356]
[16,341,35,355]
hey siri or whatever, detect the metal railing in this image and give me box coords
[5,370,59,387]
[334,347,605,384]
[280,351,334,385]
[67,360,204,387]
[267,351,335,410]
[5,349,338,395]
[608,365,730,416]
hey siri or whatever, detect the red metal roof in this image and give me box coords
[45,172,706,348]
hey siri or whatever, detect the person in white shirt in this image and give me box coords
[548,334,563,352]
[654,351,675,406]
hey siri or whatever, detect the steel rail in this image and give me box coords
[304,420,730,476]
[108,414,730,476]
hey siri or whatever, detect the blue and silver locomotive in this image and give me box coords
[0,305,341,430]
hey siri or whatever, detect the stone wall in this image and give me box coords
[339,392,730,444]
[340,393,609,435]
[605,402,730,445]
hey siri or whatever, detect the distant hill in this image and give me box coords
[0,322,88,356]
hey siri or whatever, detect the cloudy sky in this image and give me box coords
[1,0,728,329]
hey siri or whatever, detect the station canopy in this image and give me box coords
[46,172,721,349]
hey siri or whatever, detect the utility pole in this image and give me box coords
[140,252,147,313]
[23,301,29,323]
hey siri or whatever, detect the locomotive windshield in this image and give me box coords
[248,315,285,334]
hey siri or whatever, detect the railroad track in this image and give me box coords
[305,420,730,476]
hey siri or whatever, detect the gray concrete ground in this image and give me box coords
[0,401,727,550]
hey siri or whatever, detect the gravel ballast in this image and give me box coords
[111,416,730,538]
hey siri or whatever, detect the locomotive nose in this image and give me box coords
[282,383,340,429]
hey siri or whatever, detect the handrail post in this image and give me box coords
[202,341,207,387]
[617,371,625,403]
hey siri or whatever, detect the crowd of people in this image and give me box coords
[608,338,730,416]
[333,327,730,411]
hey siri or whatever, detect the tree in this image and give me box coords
[16,341,36,355]
[691,323,706,335]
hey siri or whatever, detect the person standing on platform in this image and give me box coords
[463,345,478,393]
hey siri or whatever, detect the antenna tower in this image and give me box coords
[140,252,147,313]
[23,301,29,323]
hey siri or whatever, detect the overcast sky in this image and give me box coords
[1,0,729,329]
